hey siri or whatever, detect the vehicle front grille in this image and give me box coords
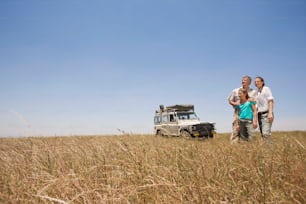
[193,123,215,137]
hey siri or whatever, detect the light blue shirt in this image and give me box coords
[236,101,255,120]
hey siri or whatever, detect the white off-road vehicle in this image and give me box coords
[154,104,215,138]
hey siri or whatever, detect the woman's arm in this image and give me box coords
[268,99,274,123]
[252,104,258,129]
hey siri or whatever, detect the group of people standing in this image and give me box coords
[228,76,274,144]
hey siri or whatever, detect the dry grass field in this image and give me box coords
[0,131,305,203]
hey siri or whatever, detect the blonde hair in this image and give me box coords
[239,88,249,99]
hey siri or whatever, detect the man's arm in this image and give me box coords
[228,90,239,107]
[229,100,239,107]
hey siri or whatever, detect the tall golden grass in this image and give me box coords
[0,131,305,203]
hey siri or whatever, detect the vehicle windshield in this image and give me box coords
[177,112,198,120]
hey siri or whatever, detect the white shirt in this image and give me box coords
[256,86,274,113]
[228,87,256,105]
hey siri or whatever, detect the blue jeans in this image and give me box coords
[238,119,255,141]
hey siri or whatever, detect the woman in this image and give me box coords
[255,76,274,144]
[234,88,258,141]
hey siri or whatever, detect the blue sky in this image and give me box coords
[1,0,306,137]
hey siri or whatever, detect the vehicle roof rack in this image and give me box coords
[165,104,194,112]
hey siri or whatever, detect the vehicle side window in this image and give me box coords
[169,114,176,122]
[178,115,186,120]
[154,116,160,124]
[162,115,168,123]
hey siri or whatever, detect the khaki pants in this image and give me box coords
[230,121,240,143]
[230,120,255,143]
[239,119,255,141]
[258,112,273,145]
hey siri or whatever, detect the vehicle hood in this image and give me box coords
[178,119,201,126]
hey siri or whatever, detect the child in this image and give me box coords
[234,88,258,141]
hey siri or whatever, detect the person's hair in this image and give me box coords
[239,88,249,99]
[256,76,265,86]
[242,75,252,83]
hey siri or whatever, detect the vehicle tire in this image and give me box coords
[180,130,191,138]
[156,130,162,137]
[203,127,214,138]
[206,128,214,138]
[209,131,214,138]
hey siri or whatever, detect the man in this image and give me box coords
[228,76,256,143]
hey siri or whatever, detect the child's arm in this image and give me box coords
[234,108,239,130]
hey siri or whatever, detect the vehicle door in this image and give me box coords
[167,113,179,136]
[161,114,170,135]
[154,115,162,134]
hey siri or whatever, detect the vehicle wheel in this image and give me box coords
[205,128,214,138]
[209,131,214,138]
[203,127,214,138]
[180,130,191,138]
[156,130,162,137]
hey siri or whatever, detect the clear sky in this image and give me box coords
[1,0,306,137]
